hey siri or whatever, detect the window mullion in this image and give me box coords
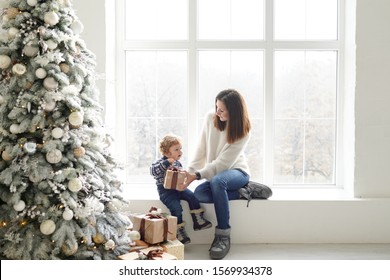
[188,0,198,158]
[264,0,274,186]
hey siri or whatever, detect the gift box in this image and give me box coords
[119,247,177,260]
[160,239,184,260]
[130,213,177,244]
[164,167,186,191]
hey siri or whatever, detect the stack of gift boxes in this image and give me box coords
[119,207,184,260]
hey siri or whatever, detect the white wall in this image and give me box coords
[74,0,390,244]
[355,0,390,198]
[72,0,106,109]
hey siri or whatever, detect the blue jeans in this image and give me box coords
[158,186,201,224]
[194,169,249,230]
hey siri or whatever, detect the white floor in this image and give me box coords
[184,243,390,260]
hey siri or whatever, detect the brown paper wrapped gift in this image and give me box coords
[160,239,184,260]
[130,213,177,244]
[163,167,186,191]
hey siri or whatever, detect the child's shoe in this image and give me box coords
[190,208,212,231]
[177,222,191,245]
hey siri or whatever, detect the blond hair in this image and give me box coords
[159,134,182,155]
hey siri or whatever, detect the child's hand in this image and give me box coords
[167,158,175,164]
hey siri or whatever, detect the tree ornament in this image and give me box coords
[7,7,19,19]
[43,77,58,90]
[40,219,56,235]
[52,127,64,139]
[46,39,58,50]
[129,230,141,241]
[43,100,56,112]
[23,142,37,155]
[10,123,21,134]
[27,0,38,6]
[0,95,5,104]
[23,45,39,57]
[73,146,85,158]
[68,178,82,192]
[61,240,78,256]
[13,200,26,212]
[92,233,105,244]
[44,11,60,26]
[68,111,83,127]
[104,239,115,250]
[71,20,84,35]
[1,150,12,161]
[0,55,11,69]
[62,208,74,220]
[8,27,19,39]
[35,68,47,79]
[46,149,62,164]
[59,63,70,73]
[12,64,26,76]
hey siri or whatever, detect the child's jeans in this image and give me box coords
[158,186,201,224]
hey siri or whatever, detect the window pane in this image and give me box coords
[125,51,188,182]
[274,0,338,40]
[198,50,264,181]
[198,0,264,40]
[125,0,188,40]
[274,50,337,184]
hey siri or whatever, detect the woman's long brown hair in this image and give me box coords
[213,89,251,144]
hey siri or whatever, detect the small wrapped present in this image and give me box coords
[119,248,177,260]
[160,239,184,260]
[130,208,177,244]
[164,166,186,191]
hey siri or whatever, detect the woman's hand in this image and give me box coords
[179,171,197,189]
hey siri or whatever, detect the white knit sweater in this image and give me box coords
[187,111,251,180]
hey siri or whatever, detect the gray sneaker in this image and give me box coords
[239,181,272,207]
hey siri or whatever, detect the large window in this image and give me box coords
[113,0,344,191]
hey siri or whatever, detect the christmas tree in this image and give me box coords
[0,0,132,259]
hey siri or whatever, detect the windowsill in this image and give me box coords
[121,183,359,202]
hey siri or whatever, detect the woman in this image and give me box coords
[184,89,272,259]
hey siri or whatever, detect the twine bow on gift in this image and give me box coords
[137,248,164,260]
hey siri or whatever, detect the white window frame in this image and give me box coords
[109,0,353,199]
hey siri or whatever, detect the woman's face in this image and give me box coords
[216,100,229,122]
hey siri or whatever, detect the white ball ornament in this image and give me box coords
[23,45,39,57]
[52,127,64,139]
[71,20,84,35]
[104,239,115,250]
[46,149,62,164]
[44,11,60,26]
[13,200,26,212]
[8,27,19,39]
[43,100,56,112]
[12,63,26,76]
[43,77,58,90]
[46,39,58,50]
[23,142,37,155]
[27,0,38,7]
[0,55,11,69]
[0,95,5,104]
[68,178,82,192]
[40,220,56,235]
[10,123,20,134]
[62,208,74,220]
[129,230,141,241]
[68,111,83,127]
[35,68,47,79]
